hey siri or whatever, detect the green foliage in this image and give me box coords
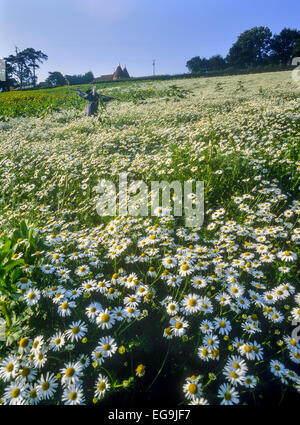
[46,71,67,88]
[227,26,272,67]
[186,26,300,75]
[186,55,227,73]
[294,38,300,57]
[64,71,94,85]
[0,221,44,342]
[270,28,300,63]
[4,47,48,87]
[164,84,191,102]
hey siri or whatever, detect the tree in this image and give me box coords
[186,56,208,73]
[270,28,300,64]
[186,56,201,73]
[226,26,272,67]
[4,47,31,88]
[64,71,94,85]
[46,71,67,87]
[23,48,48,86]
[4,47,48,88]
[84,71,94,83]
[186,55,226,73]
[207,55,227,71]
[293,38,300,57]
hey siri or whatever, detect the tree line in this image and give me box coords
[186,27,300,73]
[0,47,94,91]
[44,71,94,87]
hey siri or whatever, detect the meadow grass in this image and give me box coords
[0,71,299,405]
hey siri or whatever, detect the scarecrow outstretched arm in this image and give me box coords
[75,90,88,99]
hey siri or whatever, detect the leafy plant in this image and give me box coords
[0,221,43,340]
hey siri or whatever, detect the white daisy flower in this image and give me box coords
[62,384,85,405]
[36,372,58,400]
[94,374,110,399]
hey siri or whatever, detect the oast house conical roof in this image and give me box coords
[122,66,130,79]
[113,64,126,80]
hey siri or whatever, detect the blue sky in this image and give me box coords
[1,0,299,82]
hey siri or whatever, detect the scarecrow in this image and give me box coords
[72,85,119,116]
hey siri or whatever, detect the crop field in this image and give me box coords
[0,81,162,118]
[0,71,299,406]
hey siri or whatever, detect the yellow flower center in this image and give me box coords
[201,348,208,356]
[66,367,75,377]
[69,392,77,401]
[6,363,14,373]
[225,391,232,401]
[188,383,197,394]
[42,382,50,391]
[21,367,30,377]
[101,314,110,323]
[19,338,29,348]
[30,390,37,399]
[98,382,106,391]
[136,364,145,375]
[11,388,20,398]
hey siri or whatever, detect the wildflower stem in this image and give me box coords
[146,342,170,391]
